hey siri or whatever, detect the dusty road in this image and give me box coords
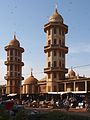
[25,107,90,118]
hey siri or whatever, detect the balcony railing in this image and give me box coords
[44,67,68,73]
[4,74,24,80]
[4,61,24,66]
[44,44,68,53]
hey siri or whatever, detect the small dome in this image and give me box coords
[9,35,20,47]
[24,74,38,85]
[49,9,63,23]
[68,69,76,77]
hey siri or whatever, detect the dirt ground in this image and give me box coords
[25,107,90,117]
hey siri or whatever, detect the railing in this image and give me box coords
[4,61,24,66]
[4,74,24,80]
[44,67,68,73]
[44,44,68,53]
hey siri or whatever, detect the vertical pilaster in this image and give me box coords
[74,81,76,91]
[64,82,66,91]
[85,80,87,92]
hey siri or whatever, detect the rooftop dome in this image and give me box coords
[24,72,38,85]
[9,35,20,47]
[68,69,76,77]
[49,8,63,23]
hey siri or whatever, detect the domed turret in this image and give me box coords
[23,71,38,94]
[9,35,20,47]
[68,68,76,78]
[49,8,63,23]
[24,72,38,85]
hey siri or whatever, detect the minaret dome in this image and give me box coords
[9,35,20,47]
[49,8,63,23]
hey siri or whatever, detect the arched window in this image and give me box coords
[48,62,51,67]
[54,39,57,44]
[48,29,50,35]
[54,28,56,34]
[54,61,57,67]
[54,73,57,78]
[10,49,13,56]
[59,28,61,35]
[48,40,51,45]
[54,51,56,56]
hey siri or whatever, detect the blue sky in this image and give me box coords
[0,0,90,85]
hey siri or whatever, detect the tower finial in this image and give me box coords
[14,34,16,40]
[55,0,58,10]
[14,32,16,40]
[31,68,33,76]
[71,66,73,70]
[54,0,58,13]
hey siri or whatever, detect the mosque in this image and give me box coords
[3,7,90,97]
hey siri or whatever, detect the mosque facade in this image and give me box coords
[4,8,90,96]
[22,8,90,95]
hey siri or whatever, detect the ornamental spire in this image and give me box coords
[55,0,58,11]
[14,34,16,40]
[14,32,17,40]
[54,0,59,15]
[31,68,33,76]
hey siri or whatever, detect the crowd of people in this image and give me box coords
[1,93,90,112]
[19,93,90,111]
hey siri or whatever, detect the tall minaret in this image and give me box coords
[44,8,68,92]
[4,35,24,94]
